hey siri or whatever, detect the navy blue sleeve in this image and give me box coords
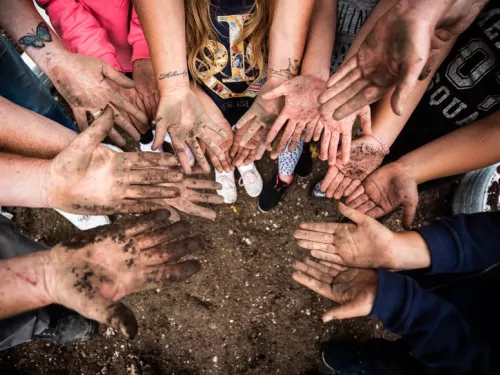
[371,270,499,374]
[416,212,500,274]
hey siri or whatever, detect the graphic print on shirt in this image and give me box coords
[424,4,500,127]
[202,14,265,99]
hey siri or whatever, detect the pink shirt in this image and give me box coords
[36,0,150,72]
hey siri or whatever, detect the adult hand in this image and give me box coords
[346,161,419,230]
[161,178,224,220]
[292,260,377,322]
[47,52,148,146]
[319,0,487,119]
[45,106,184,215]
[155,86,230,173]
[132,59,160,121]
[320,135,385,199]
[234,79,285,158]
[44,210,202,339]
[294,203,398,269]
[316,106,371,164]
[261,75,324,155]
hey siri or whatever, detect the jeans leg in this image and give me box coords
[0,35,76,131]
[0,216,50,350]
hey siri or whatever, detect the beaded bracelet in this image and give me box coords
[369,134,390,155]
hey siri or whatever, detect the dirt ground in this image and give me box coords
[0,152,455,375]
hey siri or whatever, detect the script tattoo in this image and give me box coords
[159,70,188,80]
[269,58,301,80]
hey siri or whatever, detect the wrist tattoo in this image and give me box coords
[159,70,188,80]
[269,58,301,80]
[18,22,52,49]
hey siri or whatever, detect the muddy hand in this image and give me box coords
[292,260,377,322]
[294,203,397,269]
[44,210,202,339]
[261,75,325,155]
[47,52,148,147]
[320,134,385,199]
[161,177,224,220]
[346,161,419,230]
[155,86,229,173]
[132,59,160,121]
[46,105,184,215]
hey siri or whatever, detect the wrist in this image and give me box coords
[396,155,424,185]
[300,68,329,82]
[388,231,432,270]
[40,159,56,209]
[37,49,72,76]
[158,77,190,95]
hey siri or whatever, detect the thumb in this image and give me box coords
[70,105,114,154]
[402,194,419,230]
[358,107,372,136]
[81,296,138,339]
[322,299,368,322]
[234,109,256,129]
[103,63,135,89]
[260,82,289,101]
[338,202,366,225]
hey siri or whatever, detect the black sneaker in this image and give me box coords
[295,145,312,178]
[34,305,98,345]
[310,179,327,199]
[258,172,294,212]
[321,341,366,373]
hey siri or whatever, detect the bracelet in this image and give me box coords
[369,134,390,155]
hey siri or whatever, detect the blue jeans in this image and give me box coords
[0,35,76,131]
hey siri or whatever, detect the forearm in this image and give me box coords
[389,230,431,270]
[0,153,51,208]
[134,0,188,93]
[399,111,500,184]
[0,251,52,319]
[0,0,69,74]
[267,0,315,82]
[0,97,76,159]
[300,0,336,81]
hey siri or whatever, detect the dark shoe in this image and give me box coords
[295,145,313,178]
[34,305,98,345]
[258,172,294,212]
[321,341,366,373]
[310,179,327,199]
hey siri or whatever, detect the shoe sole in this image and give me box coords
[321,350,336,372]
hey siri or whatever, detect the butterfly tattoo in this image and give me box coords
[18,22,52,49]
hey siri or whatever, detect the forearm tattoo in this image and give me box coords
[159,70,188,80]
[269,58,301,80]
[18,22,52,49]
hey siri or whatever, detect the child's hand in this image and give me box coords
[261,75,324,154]
[132,59,160,121]
[346,161,419,230]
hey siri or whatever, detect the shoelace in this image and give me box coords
[219,175,236,190]
[238,170,258,186]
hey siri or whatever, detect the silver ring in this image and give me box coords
[92,110,104,120]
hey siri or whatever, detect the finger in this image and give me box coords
[182,178,222,190]
[239,120,261,147]
[320,79,371,117]
[277,120,297,154]
[103,63,135,89]
[152,119,168,151]
[234,110,256,130]
[167,199,217,220]
[133,221,191,250]
[343,180,362,198]
[122,209,173,236]
[358,106,372,135]
[260,82,289,101]
[110,106,141,141]
[326,173,344,199]
[116,200,168,214]
[171,138,192,174]
[138,236,203,266]
[340,132,352,164]
[81,298,138,339]
[199,136,231,172]
[128,168,184,184]
[323,300,369,322]
[334,177,352,200]
[332,86,384,121]
[402,199,418,230]
[289,122,308,151]
[365,206,386,219]
[328,132,340,165]
[292,272,335,301]
[345,187,366,205]
[320,67,363,104]
[107,128,127,147]
[110,92,148,127]
[292,261,334,284]
[74,109,90,132]
[313,119,325,142]
[134,260,201,291]
[303,259,341,277]
[202,117,229,139]
[233,148,250,167]
[304,119,320,143]
[295,239,335,253]
[127,152,179,168]
[294,230,334,244]
[206,147,223,173]
[337,202,367,225]
[320,166,339,192]
[298,222,337,233]
[185,190,224,204]
[186,138,211,173]
[310,250,345,264]
[326,57,358,88]
[266,111,289,145]
[125,186,179,199]
[356,200,376,214]
[392,57,427,116]
[319,260,349,272]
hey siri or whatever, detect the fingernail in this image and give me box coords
[323,316,333,323]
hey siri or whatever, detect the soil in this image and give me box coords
[0,154,455,375]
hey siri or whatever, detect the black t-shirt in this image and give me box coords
[198,0,264,126]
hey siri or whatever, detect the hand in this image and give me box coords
[47,52,148,146]
[230,121,261,167]
[132,59,160,121]
[294,202,398,268]
[44,210,202,338]
[161,178,224,220]
[261,75,324,155]
[316,106,371,164]
[320,135,385,199]
[192,84,234,172]
[45,106,184,215]
[318,0,487,119]
[235,79,285,158]
[155,86,230,173]
[292,260,377,322]
[346,161,419,230]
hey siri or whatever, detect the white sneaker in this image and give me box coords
[164,133,195,166]
[215,170,237,204]
[55,209,111,231]
[0,207,13,220]
[237,163,263,197]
